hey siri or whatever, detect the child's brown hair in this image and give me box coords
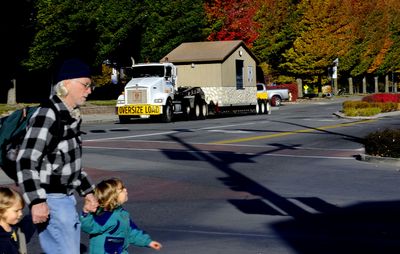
[0,187,24,216]
[95,178,125,211]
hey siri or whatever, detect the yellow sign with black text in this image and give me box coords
[118,105,161,115]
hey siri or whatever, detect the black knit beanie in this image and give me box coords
[56,59,91,83]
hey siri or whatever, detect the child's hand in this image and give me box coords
[83,193,98,213]
[149,241,162,250]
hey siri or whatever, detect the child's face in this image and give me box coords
[117,185,128,205]
[2,202,23,226]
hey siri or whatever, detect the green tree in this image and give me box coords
[252,0,303,82]
[24,0,143,71]
[139,0,207,62]
[0,0,34,102]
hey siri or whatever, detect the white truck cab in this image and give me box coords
[116,63,177,122]
[116,62,207,123]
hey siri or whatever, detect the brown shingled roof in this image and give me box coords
[161,40,257,63]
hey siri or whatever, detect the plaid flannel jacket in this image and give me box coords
[16,95,95,207]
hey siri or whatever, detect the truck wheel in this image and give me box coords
[161,102,173,123]
[183,104,191,121]
[191,101,201,120]
[119,116,130,124]
[271,95,282,107]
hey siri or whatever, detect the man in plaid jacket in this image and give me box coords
[16,59,98,254]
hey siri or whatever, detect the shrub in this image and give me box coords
[342,100,398,115]
[343,107,381,116]
[343,101,370,109]
[364,128,400,158]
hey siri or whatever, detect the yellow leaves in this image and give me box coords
[368,36,394,73]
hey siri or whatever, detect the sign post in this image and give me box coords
[332,58,338,95]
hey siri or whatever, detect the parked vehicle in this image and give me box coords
[257,83,290,106]
[116,63,270,123]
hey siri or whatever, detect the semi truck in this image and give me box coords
[116,62,270,123]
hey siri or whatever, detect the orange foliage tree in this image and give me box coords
[204,0,261,47]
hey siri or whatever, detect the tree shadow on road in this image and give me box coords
[164,134,400,254]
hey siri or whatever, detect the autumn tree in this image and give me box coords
[279,0,354,86]
[375,0,400,75]
[204,0,261,47]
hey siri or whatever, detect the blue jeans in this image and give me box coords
[38,194,80,254]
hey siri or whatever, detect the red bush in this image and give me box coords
[362,93,400,103]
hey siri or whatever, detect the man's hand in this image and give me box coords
[83,193,98,213]
[31,202,49,224]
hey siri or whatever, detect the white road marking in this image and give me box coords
[84,131,178,142]
[208,130,253,134]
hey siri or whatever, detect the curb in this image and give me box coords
[333,110,400,120]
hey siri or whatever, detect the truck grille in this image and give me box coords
[126,88,147,104]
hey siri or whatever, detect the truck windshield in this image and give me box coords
[128,66,165,78]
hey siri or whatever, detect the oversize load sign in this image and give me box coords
[118,105,161,115]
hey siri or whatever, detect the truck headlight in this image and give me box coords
[116,94,125,105]
[154,98,163,103]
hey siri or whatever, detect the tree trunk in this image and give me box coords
[385,74,389,93]
[362,76,367,94]
[296,78,303,98]
[7,79,17,105]
[348,77,353,95]
[374,76,379,93]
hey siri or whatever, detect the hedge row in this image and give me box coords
[342,101,398,115]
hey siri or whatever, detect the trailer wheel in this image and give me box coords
[265,101,272,114]
[255,103,260,114]
[199,101,207,120]
[258,101,266,114]
[161,101,173,123]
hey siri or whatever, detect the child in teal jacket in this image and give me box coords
[80,178,162,254]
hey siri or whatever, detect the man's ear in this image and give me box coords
[55,81,69,97]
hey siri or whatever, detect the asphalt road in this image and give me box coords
[4,97,400,253]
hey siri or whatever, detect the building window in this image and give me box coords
[236,60,244,89]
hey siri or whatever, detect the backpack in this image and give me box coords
[0,101,62,183]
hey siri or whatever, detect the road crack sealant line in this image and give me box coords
[211,119,375,145]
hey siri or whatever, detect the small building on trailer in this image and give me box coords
[160,40,262,112]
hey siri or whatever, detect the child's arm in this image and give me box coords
[128,219,162,249]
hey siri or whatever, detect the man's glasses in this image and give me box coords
[75,79,95,90]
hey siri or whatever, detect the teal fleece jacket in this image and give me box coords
[80,206,152,254]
